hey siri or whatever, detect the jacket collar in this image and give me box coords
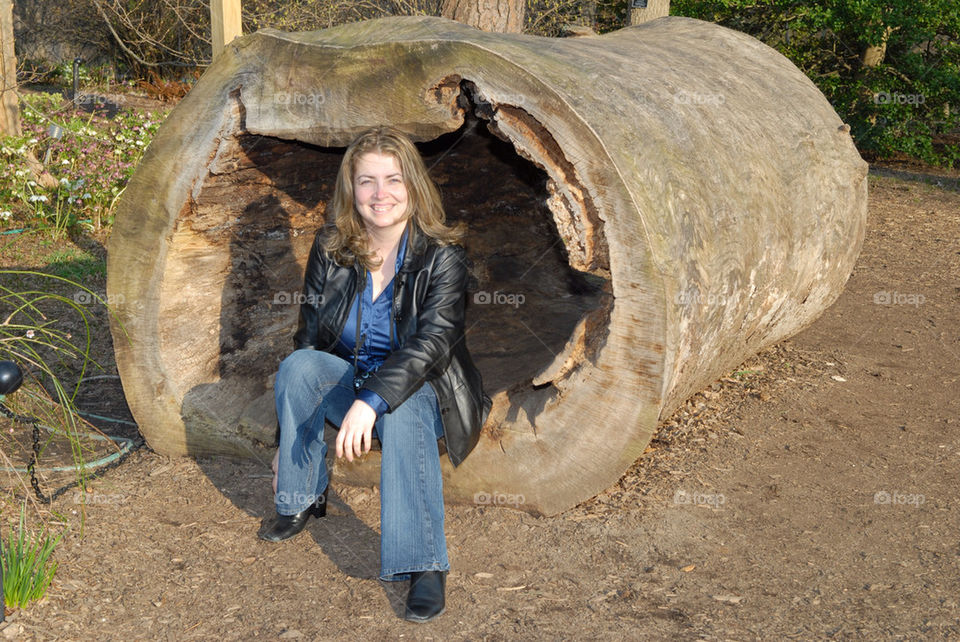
[398,221,428,273]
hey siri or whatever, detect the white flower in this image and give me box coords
[61,159,71,165]
[59,177,71,186]
[0,146,12,155]
[0,211,11,221]
[25,330,35,338]
[14,169,26,178]
[28,194,48,203]
[82,192,92,199]
[27,137,38,144]
[26,180,37,187]
[135,140,145,147]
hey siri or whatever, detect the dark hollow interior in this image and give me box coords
[213,114,610,396]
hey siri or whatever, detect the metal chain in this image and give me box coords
[0,402,143,504]
[28,421,50,504]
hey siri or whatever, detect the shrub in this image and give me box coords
[672,0,960,166]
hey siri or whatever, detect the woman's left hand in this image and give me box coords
[336,399,377,461]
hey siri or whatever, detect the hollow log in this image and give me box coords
[107,15,867,515]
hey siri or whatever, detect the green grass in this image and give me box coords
[1,502,63,609]
[42,248,106,281]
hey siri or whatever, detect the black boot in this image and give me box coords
[404,571,446,622]
[258,486,327,542]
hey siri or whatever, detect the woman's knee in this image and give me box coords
[277,349,348,389]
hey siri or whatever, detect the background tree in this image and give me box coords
[0,0,19,136]
[441,0,525,32]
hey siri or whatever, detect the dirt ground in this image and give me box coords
[1,170,959,640]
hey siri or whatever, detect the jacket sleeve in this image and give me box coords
[292,231,327,351]
[361,244,469,412]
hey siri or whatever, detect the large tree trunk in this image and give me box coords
[107,16,867,515]
[441,0,524,33]
[629,0,669,26]
[0,0,20,136]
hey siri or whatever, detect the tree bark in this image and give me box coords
[629,0,669,26]
[861,25,893,68]
[0,0,20,137]
[107,16,867,515]
[441,0,524,33]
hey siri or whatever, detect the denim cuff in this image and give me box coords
[379,562,450,583]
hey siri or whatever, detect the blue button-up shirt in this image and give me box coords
[334,226,408,418]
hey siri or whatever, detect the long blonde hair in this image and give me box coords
[323,126,465,269]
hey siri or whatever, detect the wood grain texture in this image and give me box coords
[107,16,867,515]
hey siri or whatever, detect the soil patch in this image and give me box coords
[1,173,958,639]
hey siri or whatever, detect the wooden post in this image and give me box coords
[628,0,669,25]
[0,0,20,136]
[211,0,242,59]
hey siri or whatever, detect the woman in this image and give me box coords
[260,126,490,623]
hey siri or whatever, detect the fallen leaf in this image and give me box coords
[497,585,526,591]
[474,572,494,579]
[831,375,847,382]
[681,564,696,572]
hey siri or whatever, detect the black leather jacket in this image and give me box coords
[293,224,490,467]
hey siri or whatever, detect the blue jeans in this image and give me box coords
[274,349,449,581]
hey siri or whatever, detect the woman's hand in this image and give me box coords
[272,449,279,494]
[336,399,377,462]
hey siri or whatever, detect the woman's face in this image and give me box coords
[353,151,409,236]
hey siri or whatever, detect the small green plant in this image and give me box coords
[1,502,63,608]
[1,270,103,499]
